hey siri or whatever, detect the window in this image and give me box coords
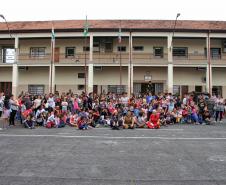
[204,48,221,59]
[65,47,75,58]
[78,85,85,90]
[173,47,188,58]
[105,43,112,52]
[83,46,90,52]
[28,85,44,95]
[133,46,144,51]
[117,46,126,52]
[108,85,126,94]
[222,40,226,53]
[195,86,202,92]
[93,42,100,52]
[173,85,180,95]
[153,47,164,58]
[30,47,45,57]
[78,73,85,78]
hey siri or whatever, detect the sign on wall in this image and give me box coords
[144,75,152,82]
[4,48,15,63]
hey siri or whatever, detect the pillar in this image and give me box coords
[206,34,212,95]
[49,64,55,94]
[88,34,93,93]
[167,35,173,93]
[128,32,133,96]
[12,64,18,96]
[52,64,55,93]
[12,36,19,96]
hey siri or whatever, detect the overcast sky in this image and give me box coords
[0,0,226,22]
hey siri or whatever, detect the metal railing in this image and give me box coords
[0,53,226,65]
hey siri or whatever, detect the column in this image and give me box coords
[12,36,19,96]
[49,65,51,93]
[167,35,173,94]
[52,64,55,93]
[88,34,93,93]
[128,32,133,96]
[206,34,212,95]
[127,64,133,96]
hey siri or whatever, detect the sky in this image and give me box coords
[0,0,226,22]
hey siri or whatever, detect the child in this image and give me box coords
[77,116,89,130]
[147,110,160,129]
[24,114,35,129]
[69,112,78,127]
[46,112,56,128]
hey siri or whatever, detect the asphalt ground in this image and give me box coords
[0,119,226,185]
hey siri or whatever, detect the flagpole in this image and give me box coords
[84,16,88,95]
[50,22,55,94]
[119,20,122,93]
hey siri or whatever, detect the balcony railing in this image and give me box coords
[0,53,226,65]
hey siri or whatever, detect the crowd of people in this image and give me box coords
[0,90,225,130]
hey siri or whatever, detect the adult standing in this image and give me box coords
[215,95,225,123]
[0,92,4,118]
[9,94,19,126]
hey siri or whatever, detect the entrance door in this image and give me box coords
[0,82,12,95]
[93,85,98,94]
[181,86,188,97]
[54,48,60,63]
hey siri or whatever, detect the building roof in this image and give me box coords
[1,20,226,33]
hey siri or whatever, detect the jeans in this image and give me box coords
[191,113,199,123]
[215,111,223,122]
[9,110,17,125]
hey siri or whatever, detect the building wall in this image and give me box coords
[18,66,49,94]
[0,67,12,81]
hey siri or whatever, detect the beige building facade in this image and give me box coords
[0,20,226,97]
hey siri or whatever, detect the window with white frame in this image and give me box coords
[30,47,46,57]
[133,46,144,51]
[28,85,45,95]
[153,47,164,58]
[173,47,188,58]
[65,47,75,58]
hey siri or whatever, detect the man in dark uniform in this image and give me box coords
[147,81,154,94]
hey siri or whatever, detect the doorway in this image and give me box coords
[0,82,12,95]
[54,47,60,63]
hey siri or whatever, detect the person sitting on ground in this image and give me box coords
[24,114,35,129]
[203,107,211,125]
[147,109,160,129]
[123,110,135,129]
[110,110,122,130]
[135,111,147,128]
[46,111,56,128]
[77,116,89,130]
[69,112,78,127]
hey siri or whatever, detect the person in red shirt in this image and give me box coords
[146,110,160,129]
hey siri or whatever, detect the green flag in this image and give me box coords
[83,16,89,37]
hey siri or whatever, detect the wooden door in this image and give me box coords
[54,47,60,63]
[181,86,188,97]
[0,82,12,95]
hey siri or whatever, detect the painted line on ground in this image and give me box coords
[0,134,226,140]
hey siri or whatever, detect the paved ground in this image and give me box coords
[0,120,226,185]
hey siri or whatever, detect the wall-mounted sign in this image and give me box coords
[3,48,15,63]
[144,75,152,82]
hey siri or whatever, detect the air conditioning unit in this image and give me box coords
[94,66,103,71]
[19,66,28,71]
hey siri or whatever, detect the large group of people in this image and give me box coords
[0,90,225,130]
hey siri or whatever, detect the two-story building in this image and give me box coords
[0,20,226,97]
